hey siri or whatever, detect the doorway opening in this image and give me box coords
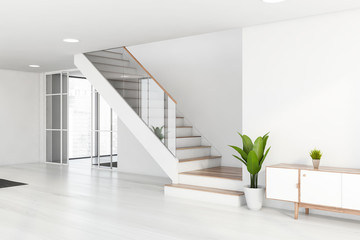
[68,75,118,169]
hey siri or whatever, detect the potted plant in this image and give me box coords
[310,148,322,169]
[152,126,164,141]
[229,132,271,210]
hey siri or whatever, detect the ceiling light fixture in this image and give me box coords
[29,64,40,68]
[63,38,80,43]
[262,0,286,3]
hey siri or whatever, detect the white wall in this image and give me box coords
[128,29,243,167]
[0,69,41,165]
[243,10,360,212]
[117,119,169,179]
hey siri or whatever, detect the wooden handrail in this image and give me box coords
[123,47,177,104]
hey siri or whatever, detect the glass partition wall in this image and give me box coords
[46,73,117,169]
[46,73,68,164]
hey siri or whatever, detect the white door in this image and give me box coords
[342,173,360,210]
[266,167,299,202]
[301,170,341,207]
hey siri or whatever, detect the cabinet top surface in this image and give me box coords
[268,164,360,175]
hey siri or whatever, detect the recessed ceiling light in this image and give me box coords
[29,64,40,68]
[262,0,286,3]
[63,38,80,43]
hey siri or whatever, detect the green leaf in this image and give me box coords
[247,151,261,175]
[229,145,248,161]
[252,137,264,161]
[263,132,270,139]
[260,146,271,167]
[232,154,247,165]
[263,135,269,149]
[238,132,253,154]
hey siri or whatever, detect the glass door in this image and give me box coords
[46,73,68,164]
[68,76,92,168]
[91,89,118,169]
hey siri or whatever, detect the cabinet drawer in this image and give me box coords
[266,167,299,202]
[342,174,360,210]
[300,170,341,208]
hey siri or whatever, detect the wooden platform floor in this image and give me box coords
[180,166,243,180]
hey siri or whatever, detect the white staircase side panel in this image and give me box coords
[75,53,178,183]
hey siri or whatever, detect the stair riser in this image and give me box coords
[179,174,243,191]
[95,64,137,75]
[102,71,145,80]
[124,98,165,108]
[88,51,124,59]
[124,98,141,107]
[176,128,193,137]
[110,80,139,88]
[133,108,165,117]
[176,137,201,148]
[115,90,165,100]
[164,186,245,207]
[176,148,211,159]
[176,118,184,126]
[118,90,140,99]
[178,158,221,172]
[86,55,131,67]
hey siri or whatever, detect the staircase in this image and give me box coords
[75,47,245,207]
[166,113,245,207]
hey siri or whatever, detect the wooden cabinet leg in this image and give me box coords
[294,203,299,220]
[305,208,310,215]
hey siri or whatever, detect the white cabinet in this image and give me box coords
[300,170,342,208]
[266,167,299,202]
[342,174,360,210]
[266,164,360,220]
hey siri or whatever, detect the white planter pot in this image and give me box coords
[244,186,264,210]
[312,159,320,169]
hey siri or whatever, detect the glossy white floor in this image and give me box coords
[0,163,359,240]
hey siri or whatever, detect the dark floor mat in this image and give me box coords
[0,179,27,189]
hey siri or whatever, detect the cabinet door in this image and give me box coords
[342,173,360,210]
[300,170,341,207]
[266,167,299,202]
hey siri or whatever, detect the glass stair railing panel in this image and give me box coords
[84,47,177,156]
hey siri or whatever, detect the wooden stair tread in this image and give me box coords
[176,146,211,150]
[180,166,242,180]
[176,117,184,119]
[165,184,244,196]
[176,136,201,138]
[179,156,221,162]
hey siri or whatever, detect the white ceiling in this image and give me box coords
[1,0,360,72]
